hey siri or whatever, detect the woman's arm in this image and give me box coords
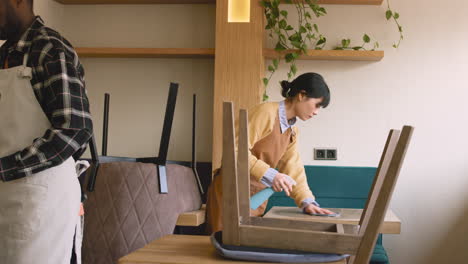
[276,127,315,207]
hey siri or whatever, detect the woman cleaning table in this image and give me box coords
[206,72,335,233]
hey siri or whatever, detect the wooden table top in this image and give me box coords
[118,235,346,264]
[176,205,206,226]
[263,207,401,234]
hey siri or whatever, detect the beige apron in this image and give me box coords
[0,54,81,263]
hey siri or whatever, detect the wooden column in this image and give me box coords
[212,0,265,171]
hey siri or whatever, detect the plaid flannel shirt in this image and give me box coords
[0,17,93,181]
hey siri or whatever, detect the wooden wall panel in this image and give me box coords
[212,0,265,171]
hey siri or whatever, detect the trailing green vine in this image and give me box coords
[386,0,403,48]
[262,0,403,101]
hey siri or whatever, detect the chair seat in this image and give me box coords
[211,231,348,263]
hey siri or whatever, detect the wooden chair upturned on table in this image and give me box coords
[82,84,205,264]
[217,101,413,264]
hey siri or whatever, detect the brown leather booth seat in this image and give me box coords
[82,162,202,264]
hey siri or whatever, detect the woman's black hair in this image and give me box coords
[280,72,330,108]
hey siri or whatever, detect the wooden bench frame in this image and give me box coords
[221,102,413,264]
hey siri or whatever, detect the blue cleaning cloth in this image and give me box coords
[250,188,275,210]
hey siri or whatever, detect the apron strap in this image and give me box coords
[22,53,29,67]
[18,53,32,79]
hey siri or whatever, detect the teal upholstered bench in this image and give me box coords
[265,165,390,264]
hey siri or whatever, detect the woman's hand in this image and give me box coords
[303,204,335,215]
[272,173,296,196]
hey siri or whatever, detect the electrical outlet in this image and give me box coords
[314,148,337,160]
[326,149,337,160]
[314,148,326,160]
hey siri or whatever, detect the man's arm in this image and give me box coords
[0,41,93,181]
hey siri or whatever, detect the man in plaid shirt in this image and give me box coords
[0,10,93,181]
[0,0,93,263]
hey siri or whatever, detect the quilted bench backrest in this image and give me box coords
[82,162,202,264]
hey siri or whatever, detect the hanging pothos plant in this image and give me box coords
[261,0,403,101]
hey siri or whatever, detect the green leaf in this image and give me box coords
[272,8,280,17]
[291,64,297,76]
[275,42,287,51]
[299,26,307,34]
[263,78,269,86]
[279,19,287,29]
[386,10,393,20]
[268,65,275,72]
[341,39,347,47]
[363,34,371,43]
[352,46,361,50]
[285,25,294,31]
[394,12,400,19]
[305,23,312,31]
[260,0,269,7]
[287,72,292,79]
[265,24,272,30]
[374,42,380,49]
[399,26,403,32]
[316,37,326,46]
[285,53,295,63]
[284,0,292,3]
[263,93,269,102]
[289,33,301,42]
[279,34,287,43]
[313,24,319,32]
[342,38,351,48]
[273,59,279,69]
[392,44,397,48]
[305,12,312,19]
[291,41,302,48]
[318,7,327,15]
[280,10,288,18]
[292,52,299,59]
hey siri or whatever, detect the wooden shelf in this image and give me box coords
[54,0,382,5]
[76,47,215,58]
[316,0,383,5]
[76,47,383,61]
[176,204,206,226]
[54,0,215,4]
[264,48,384,61]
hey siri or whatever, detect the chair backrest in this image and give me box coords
[220,101,413,261]
[351,126,413,264]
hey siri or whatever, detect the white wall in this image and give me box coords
[21,0,468,263]
[59,4,216,162]
[266,1,468,263]
[34,0,65,31]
